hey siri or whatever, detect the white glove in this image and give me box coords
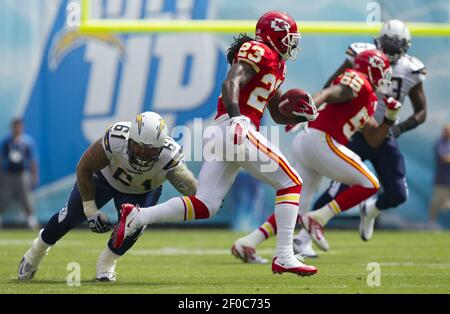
[83,201,112,234]
[229,116,251,146]
[384,97,402,122]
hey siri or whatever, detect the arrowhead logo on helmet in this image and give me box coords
[271,18,291,32]
[354,49,392,94]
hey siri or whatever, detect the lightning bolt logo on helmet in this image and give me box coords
[136,114,143,135]
[157,118,166,140]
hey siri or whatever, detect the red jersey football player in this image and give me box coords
[232,49,402,260]
[113,11,318,276]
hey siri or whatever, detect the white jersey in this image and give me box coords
[100,121,184,194]
[346,42,427,123]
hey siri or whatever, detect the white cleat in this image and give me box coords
[95,271,116,282]
[18,230,51,280]
[18,256,38,280]
[95,249,118,282]
[113,204,140,249]
[231,240,268,264]
[359,202,380,241]
[298,214,330,251]
[293,237,318,258]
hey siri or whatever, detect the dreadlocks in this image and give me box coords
[226,33,255,65]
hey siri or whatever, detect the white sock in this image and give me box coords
[96,247,120,273]
[25,230,51,266]
[309,205,336,226]
[275,204,298,259]
[365,198,381,218]
[239,229,266,247]
[137,197,185,225]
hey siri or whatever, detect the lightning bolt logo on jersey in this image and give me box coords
[216,40,286,128]
[101,122,183,194]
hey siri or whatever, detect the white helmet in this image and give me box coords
[375,19,411,64]
[128,111,168,172]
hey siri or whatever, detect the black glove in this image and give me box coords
[389,125,402,138]
[87,211,113,233]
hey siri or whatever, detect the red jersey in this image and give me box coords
[308,69,378,145]
[216,40,286,129]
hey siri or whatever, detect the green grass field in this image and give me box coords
[1,229,449,294]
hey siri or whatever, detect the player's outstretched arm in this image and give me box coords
[166,163,198,196]
[222,61,258,145]
[362,97,402,147]
[77,139,112,233]
[312,83,354,107]
[323,59,352,88]
[222,61,256,118]
[76,139,110,203]
[391,82,427,137]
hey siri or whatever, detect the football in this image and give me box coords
[278,88,312,118]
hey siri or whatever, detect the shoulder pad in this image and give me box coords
[236,40,276,73]
[160,137,184,171]
[346,42,376,59]
[404,55,427,75]
[103,122,131,154]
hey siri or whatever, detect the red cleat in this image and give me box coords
[271,256,317,276]
[112,204,139,248]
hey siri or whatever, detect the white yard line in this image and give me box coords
[129,247,275,256]
[0,239,82,246]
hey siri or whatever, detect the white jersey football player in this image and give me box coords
[294,20,427,257]
[342,28,426,126]
[18,112,197,281]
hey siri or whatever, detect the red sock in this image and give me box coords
[180,196,210,220]
[333,185,378,212]
[258,214,277,238]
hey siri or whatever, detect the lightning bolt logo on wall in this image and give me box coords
[23,0,227,186]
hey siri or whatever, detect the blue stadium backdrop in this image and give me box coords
[0,0,449,229]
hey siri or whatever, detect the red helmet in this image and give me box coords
[255,10,301,61]
[354,49,392,94]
